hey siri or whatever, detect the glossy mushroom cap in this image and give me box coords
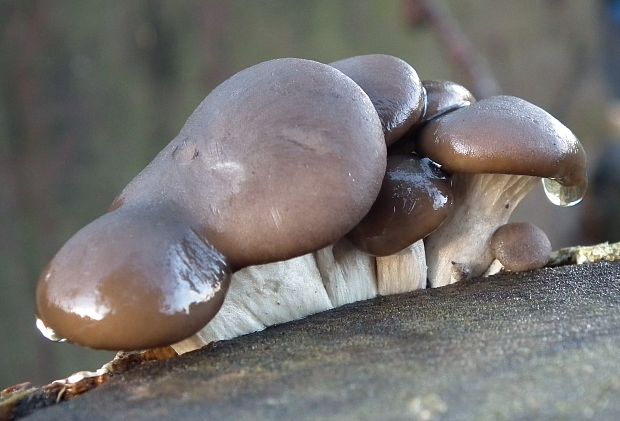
[422,80,476,122]
[116,58,386,269]
[491,222,552,271]
[330,54,425,146]
[417,95,588,206]
[347,155,453,256]
[36,205,230,350]
[387,80,474,155]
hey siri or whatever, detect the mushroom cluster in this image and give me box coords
[35,55,587,353]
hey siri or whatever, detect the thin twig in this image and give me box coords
[405,0,501,98]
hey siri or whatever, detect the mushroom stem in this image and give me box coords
[376,240,427,294]
[172,241,376,354]
[483,259,505,277]
[313,238,378,307]
[425,173,539,287]
[171,253,333,354]
[172,238,428,354]
[172,335,207,355]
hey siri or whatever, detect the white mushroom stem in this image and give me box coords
[376,240,427,294]
[425,173,539,288]
[313,238,378,307]
[483,259,505,277]
[173,238,426,354]
[173,253,334,354]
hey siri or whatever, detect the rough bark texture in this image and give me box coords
[15,262,620,420]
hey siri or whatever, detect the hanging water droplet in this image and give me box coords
[36,317,67,342]
[542,178,585,207]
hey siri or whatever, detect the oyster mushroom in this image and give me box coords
[389,79,474,155]
[187,55,438,353]
[347,155,453,294]
[177,54,436,352]
[183,158,455,353]
[329,55,436,295]
[489,222,552,273]
[36,205,231,350]
[417,95,587,287]
[119,58,386,269]
[330,54,426,146]
[36,58,387,351]
[421,80,476,122]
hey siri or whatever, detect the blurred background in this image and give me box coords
[1,0,619,388]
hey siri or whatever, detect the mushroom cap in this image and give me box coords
[347,155,453,256]
[36,205,230,350]
[330,54,425,146]
[116,58,386,268]
[490,222,551,271]
[387,80,474,155]
[417,95,587,205]
[422,80,476,122]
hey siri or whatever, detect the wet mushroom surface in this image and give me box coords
[347,155,453,256]
[117,57,387,269]
[36,205,231,350]
[33,56,587,354]
[415,95,587,287]
[36,57,387,351]
[418,95,587,202]
[421,79,476,122]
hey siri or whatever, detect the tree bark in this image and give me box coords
[6,261,620,420]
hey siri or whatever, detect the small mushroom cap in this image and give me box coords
[347,155,453,256]
[417,95,587,204]
[330,54,425,146]
[116,58,386,268]
[36,205,230,350]
[491,222,552,272]
[387,80,474,155]
[422,80,476,122]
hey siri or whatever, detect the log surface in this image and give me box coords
[23,262,620,420]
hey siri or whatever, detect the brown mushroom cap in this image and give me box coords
[422,80,476,122]
[116,58,386,268]
[490,222,551,271]
[36,205,230,350]
[417,95,587,206]
[347,155,453,256]
[330,54,425,146]
[387,80,474,155]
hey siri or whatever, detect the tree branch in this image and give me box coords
[405,0,501,98]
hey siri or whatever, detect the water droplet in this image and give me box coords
[542,178,585,207]
[36,317,67,342]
